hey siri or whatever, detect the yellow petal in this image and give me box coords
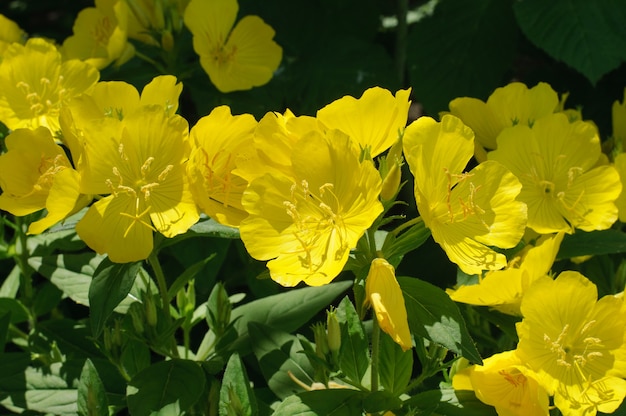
[365,258,412,351]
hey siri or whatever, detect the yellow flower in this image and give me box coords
[317,87,411,157]
[74,106,199,262]
[614,153,626,223]
[239,129,382,286]
[453,350,550,416]
[0,14,26,57]
[448,232,564,316]
[62,0,135,70]
[448,82,558,153]
[184,0,282,92]
[516,271,626,397]
[187,105,257,227]
[0,38,99,132]
[364,258,411,351]
[0,127,89,234]
[489,113,621,233]
[403,114,527,275]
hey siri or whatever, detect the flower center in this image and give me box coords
[16,76,69,120]
[92,15,114,47]
[283,180,347,272]
[544,321,604,370]
[442,168,488,229]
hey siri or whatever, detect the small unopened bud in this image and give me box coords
[161,30,174,52]
[326,308,341,354]
[380,159,402,201]
[311,322,329,359]
[144,292,158,327]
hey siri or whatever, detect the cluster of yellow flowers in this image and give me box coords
[2,6,626,414]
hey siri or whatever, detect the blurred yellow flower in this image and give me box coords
[612,87,626,151]
[0,38,99,132]
[184,0,282,92]
[239,130,382,286]
[187,105,257,227]
[448,232,564,316]
[0,127,89,234]
[364,258,411,351]
[448,82,558,152]
[0,14,25,57]
[516,272,626,402]
[403,114,527,275]
[489,113,621,234]
[453,350,550,416]
[74,106,198,262]
[62,0,135,69]
[126,0,189,47]
[317,87,411,158]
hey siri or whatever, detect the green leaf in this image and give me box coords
[0,298,29,324]
[219,353,257,416]
[89,258,141,337]
[398,277,482,364]
[32,281,63,317]
[229,280,352,356]
[120,339,151,379]
[557,229,626,259]
[127,359,206,416]
[28,253,105,306]
[514,0,626,84]
[272,389,365,416]
[404,384,497,415]
[78,359,108,416]
[378,330,413,397]
[407,0,518,114]
[249,322,315,399]
[335,297,369,386]
[0,361,78,415]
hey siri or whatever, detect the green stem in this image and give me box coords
[396,0,409,84]
[148,251,171,322]
[391,216,423,237]
[370,316,380,392]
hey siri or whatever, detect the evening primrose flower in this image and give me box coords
[316,87,411,157]
[184,0,282,92]
[554,376,626,416]
[62,0,135,69]
[403,114,527,275]
[74,106,199,263]
[453,350,550,416]
[612,87,626,150]
[489,113,621,234]
[448,82,558,153]
[239,129,383,286]
[364,258,411,351]
[0,38,99,132]
[516,272,626,400]
[0,127,89,234]
[187,105,257,227]
[447,232,564,316]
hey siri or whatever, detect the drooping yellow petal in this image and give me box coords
[365,258,412,351]
[0,14,26,57]
[317,87,411,157]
